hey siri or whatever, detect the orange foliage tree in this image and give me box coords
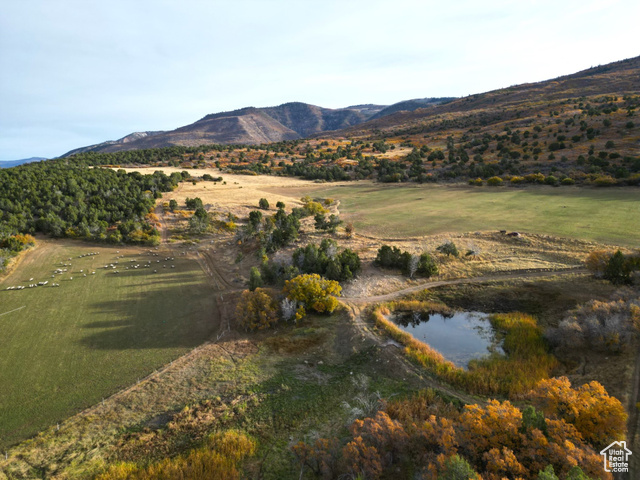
[292,390,609,479]
[235,288,279,331]
[527,376,627,449]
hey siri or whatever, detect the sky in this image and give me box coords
[1,0,639,160]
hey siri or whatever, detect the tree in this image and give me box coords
[438,455,479,480]
[314,213,327,231]
[315,213,342,233]
[585,250,611,277]
[185,197,203,209]
[248,210,263,231]
[603,250,632,285]
[169,199,178,212]
[276,201,285,209]
[188,206,210,234]
[249,267,263,291]
[235,288,279,331]
[537,465,559,480]
[520,405,547,436]
[375,245,403,268]
[407,254,419,278]
[437,241,459,257]
[417,252,438,277]
[283,274,341,315]
[280,297,302,323]
[291,241,361,282]
[259,198,270,210]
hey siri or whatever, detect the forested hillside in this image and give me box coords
[0,161,188,246]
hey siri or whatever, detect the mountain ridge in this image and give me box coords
[60,99,451,156]
[0,157,47,168]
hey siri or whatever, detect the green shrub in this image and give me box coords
[436,241,459,257]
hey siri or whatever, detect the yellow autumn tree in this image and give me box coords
[585,250,612,277]
[283,274,341,315]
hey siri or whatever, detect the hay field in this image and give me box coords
[310,182,640,246]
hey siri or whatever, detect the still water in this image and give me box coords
[392,311,503,369]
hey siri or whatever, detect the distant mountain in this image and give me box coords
[0,157,46,168]
[63,131,163,157]
[60,102,387,156]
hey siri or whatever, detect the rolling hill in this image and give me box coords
[333,56,640,138]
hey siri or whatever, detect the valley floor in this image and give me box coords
[1,173,638,479]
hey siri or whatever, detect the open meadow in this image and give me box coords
[308,182,640,246]
[0,239,216,449]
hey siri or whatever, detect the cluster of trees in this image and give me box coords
[0,233,35,253]
[314,213,342,233]
[280,161,351,181]
[185,197,204,209]
[239,204,302,253]
[436,240,460,257]
[375,245,438,278]
[201,174,223,182]
[189,206,211,234]
[585,249,640,285]
[0,161,188,245]
[240,197,338,254]
[0,233,36,272]
[235,274,342,331]
[259,239,361,285]
[293,376,624,479]
[292,239,361,282]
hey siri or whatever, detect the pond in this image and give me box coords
[392,311,503,369]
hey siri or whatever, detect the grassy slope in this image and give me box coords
[316,183,640,245]
[0,313,419,480]
[0,240,216,450]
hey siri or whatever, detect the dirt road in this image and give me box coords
[342,267,587,304]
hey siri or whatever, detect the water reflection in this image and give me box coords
[392,311,503,369]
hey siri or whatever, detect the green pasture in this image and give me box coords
[315,183,640,246]
[0,241,215,449]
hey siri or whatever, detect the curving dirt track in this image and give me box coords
[342,266,587,304]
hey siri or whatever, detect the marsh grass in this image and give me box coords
[372,302,557,397]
